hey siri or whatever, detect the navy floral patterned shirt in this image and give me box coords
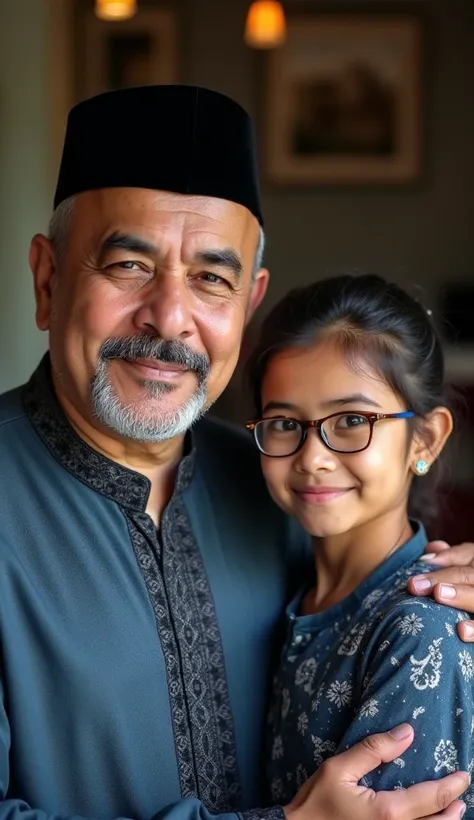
[268,523,474,814]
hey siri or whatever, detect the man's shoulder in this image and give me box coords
[0,385,27,430]
[193,413,312,567]
[194,413,252,445]
[193,413,261,474]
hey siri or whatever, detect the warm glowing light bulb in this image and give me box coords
[244,1,286,49]
[95,0,137,21]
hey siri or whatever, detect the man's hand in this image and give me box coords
[284,723,468,820]
[406,540,474,641]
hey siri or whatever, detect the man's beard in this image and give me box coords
[90,335,211,442]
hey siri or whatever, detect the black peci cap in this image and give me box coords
[54,85,264,226]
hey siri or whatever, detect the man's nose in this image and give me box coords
[132,273,195,341]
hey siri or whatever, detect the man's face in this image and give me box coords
[30,188,268,441]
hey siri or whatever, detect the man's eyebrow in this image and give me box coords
[193,248,243,278]
[101,231,158,257]
[99,234,244,277]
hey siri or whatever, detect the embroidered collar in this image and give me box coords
[21,354,195,511]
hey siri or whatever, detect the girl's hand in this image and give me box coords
[407,540,474,639]
[284,722,468,820]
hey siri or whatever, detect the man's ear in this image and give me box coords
[29,234,58,331]
[245,267,269,325]
[409,407,454,476]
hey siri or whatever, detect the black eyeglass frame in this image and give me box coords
[245,410,416,457]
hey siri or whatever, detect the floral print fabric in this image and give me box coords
[268,523,474,813]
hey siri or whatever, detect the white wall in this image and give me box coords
[0,0,52,392]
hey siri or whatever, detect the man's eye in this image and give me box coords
[200,272,226,285]
[113,261,141,271]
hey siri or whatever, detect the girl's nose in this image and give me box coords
[294,428,338,474]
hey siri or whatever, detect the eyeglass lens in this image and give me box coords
[255,413,372,456]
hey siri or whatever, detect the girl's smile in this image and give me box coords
[291,485,355,504]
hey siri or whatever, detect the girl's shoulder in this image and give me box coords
[356,554,467,635]
[361,576,474,682]
[384,555,470,625]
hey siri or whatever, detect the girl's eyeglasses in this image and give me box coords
[245,411,415,458]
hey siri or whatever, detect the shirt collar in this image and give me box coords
[21,353,196,511]
[285,520,428,629]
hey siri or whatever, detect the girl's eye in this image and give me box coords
[267,418,299,434]
[335,414,368,429]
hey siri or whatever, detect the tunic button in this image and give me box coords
[293,634,303,645]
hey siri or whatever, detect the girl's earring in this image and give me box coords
[414,459,430,476]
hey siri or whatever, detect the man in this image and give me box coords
[0,85,473,820]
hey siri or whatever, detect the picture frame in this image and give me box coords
[80,8,178,100]
[264,14,422,186]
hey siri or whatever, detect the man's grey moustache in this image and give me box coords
[98,336,210,379]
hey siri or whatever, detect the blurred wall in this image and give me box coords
[182,0,474,312]
[0,0,51,392]
[0,0,473,393]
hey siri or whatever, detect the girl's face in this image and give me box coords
[259,339,435,539]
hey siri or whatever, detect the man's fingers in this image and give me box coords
[433,800,467,819]
[424,539,451,554]
[330,724,414,783]
[408,566,474,598]
[457,618,474,642]
[432,581,474,616]
[421,544,474,568]
[380,771,469,820]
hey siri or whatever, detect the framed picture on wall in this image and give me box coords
[264,14,422,185]
[79,9,177,100]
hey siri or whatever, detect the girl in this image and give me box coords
[245,274,474,811]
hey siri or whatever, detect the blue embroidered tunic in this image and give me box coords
[268,524,474,813]
[0,356,310,820]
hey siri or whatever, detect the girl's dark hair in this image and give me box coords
[247,273,452,523]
